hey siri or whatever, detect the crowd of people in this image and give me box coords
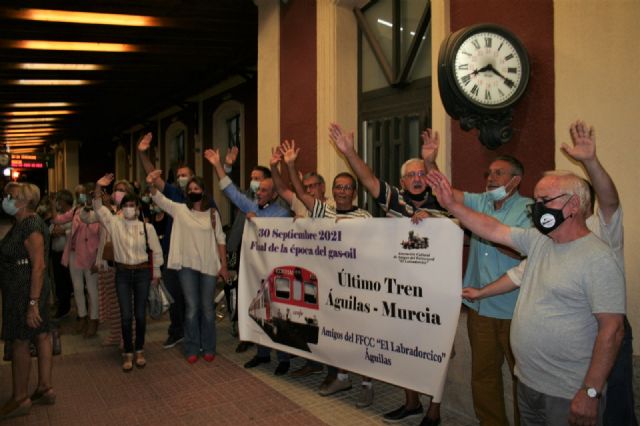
[0,119,635,426]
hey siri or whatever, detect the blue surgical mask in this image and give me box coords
[2,197,19,216]
[78,193,87,204]
[141,196,151,204]
[486,177,515,202]
[249,180,260,193]
[177,176,189,189]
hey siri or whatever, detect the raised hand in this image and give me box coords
[225,146,239,166]
[97,173,115,188]
[281,139,299,166]
[146,169,163,185]
[138,132,153,151]
[421,129,440,164]
[328,123,355,155]
[563,120,596,162]
[204,148,221,166]
[270,146,283,167]
[425,171,455,209]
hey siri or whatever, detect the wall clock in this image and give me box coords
[438,23,530,149]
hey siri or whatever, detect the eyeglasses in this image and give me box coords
[526,193,570,214]
[333,184,354,191]
[484,169,513,179]
[304,182,321,190]
[403,170,426,179]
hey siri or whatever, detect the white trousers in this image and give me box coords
[70,251,99,320]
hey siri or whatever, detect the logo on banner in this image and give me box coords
[248,265,319,352]
[395,230,435,265]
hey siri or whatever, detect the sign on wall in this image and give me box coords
[238,217,462,399]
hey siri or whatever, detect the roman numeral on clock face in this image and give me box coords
[471,85,479,96]
[485,37,492,48]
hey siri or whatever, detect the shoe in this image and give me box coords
[84,319,99,338]
[122,353,134,372]
[30,387,56,405]
[235,341,254,353]
[244,355,270,369]
[418,416,441,426]
[75,316,88,335]
[134,350,146,368]
[0,397,31,420]
[186,355,199,364]
[318,372,338,393]
[274,361,290,376]
[163,335,184,349]
[203,354,216,362]
[318,378,352,396]
[383,404,423,423]
[355,385,374,408]
[290,363,323,378]
[54,310,70,320]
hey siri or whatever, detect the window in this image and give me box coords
[304,282,318,304]
[274,277,290,299]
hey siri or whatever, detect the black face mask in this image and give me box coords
[187,192,203,203]
[531,195,572,235]
[405,188,427,202]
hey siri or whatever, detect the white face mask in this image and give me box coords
[249,180,260,193]
[486,177,516,202]
[177,176,189,189]
[122,206,137,220]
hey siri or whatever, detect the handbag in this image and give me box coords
[148,280,174,319]
[102,240,115,262]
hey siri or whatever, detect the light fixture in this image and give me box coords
[15,63,105,71]
[8,102,73,108]
[10,40,137,53]
[2,117,60,123]
[11,79,93,86]
[5,140,46,145]
[2,110,74,116]
[10,8,164,27]
[2,123,55,129]
[3,128,56,134]
[3,131,54,137]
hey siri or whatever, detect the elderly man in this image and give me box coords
[205,148,292,376]
[428,159,625,425]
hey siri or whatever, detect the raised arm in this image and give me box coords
[137,132,166,191]
[92,173,116,231]
[269,146,294,205]
[427,170,513,248]
[563,120,619,222]
[204,148,227,181]
[421,129,440,173]
[282,139,315,212]
[329,123,381,198]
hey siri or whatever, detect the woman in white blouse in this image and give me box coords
[147,171,228,364]
[93,174,163,372]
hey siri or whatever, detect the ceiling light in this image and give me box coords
[16,63,105,71]
[11,40,138,53]
[12,79,93,86]
[4,128,56,134]
[2,117,60,123]
[4,140,46,145]
[2,110,74,116]
[8,102,73,108]
[2,123,55,129]
[12,8,163,27]
[3,131,54,138]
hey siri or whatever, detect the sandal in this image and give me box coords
[30,387,56,405]
[0,397,31,420]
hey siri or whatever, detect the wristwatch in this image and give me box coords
[29,299,39,307]
[584,386,601,399]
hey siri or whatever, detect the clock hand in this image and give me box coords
[485,64,515,88]
[472,64,493,75]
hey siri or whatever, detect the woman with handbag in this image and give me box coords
[147,171,228,364]
[93,174,163,372]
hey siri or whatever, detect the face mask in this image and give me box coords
[531,195,572,235]
[187,192,203,203]
[177,176,189,189]
[249,180,260,193]
[2,197,19,216]
[112,191,125,206]
[122,206,137,220]
[150,206,161,214]
[141,196,151,204]
[77,193,87,204]
[486,177,515,202]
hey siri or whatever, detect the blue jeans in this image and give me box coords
[162,263,184,339]
[178,267,216,357]
[115,266,151,353]
[603,316,637,426]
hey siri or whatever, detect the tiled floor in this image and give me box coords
[0,309,477,425]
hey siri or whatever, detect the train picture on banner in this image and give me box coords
[248,266,319,352]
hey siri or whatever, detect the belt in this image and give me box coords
[115,262,150,270]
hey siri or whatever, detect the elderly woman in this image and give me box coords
[0,182,55,420]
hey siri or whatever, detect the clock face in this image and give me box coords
[452,31,526,107]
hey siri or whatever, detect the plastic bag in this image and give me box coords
[147,280,174,320]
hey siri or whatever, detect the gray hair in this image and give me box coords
[542,170,591,216]
[400,158,424,177]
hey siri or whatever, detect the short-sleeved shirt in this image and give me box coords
[311,199,371,219]
[509,227,625,399]
[376,180,444,218]
[462,191,532,319]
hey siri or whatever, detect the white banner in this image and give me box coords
[238,217,462,399]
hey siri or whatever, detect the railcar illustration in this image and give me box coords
[248,266,319,352]
[401,230,429,249]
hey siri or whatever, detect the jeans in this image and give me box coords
[603,316,637,426]
[115,266,151,353]
[162,260,184,339]
[257,345,290,362]
[178,267,216,357]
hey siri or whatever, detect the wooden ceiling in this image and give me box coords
[0,0,257,151]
